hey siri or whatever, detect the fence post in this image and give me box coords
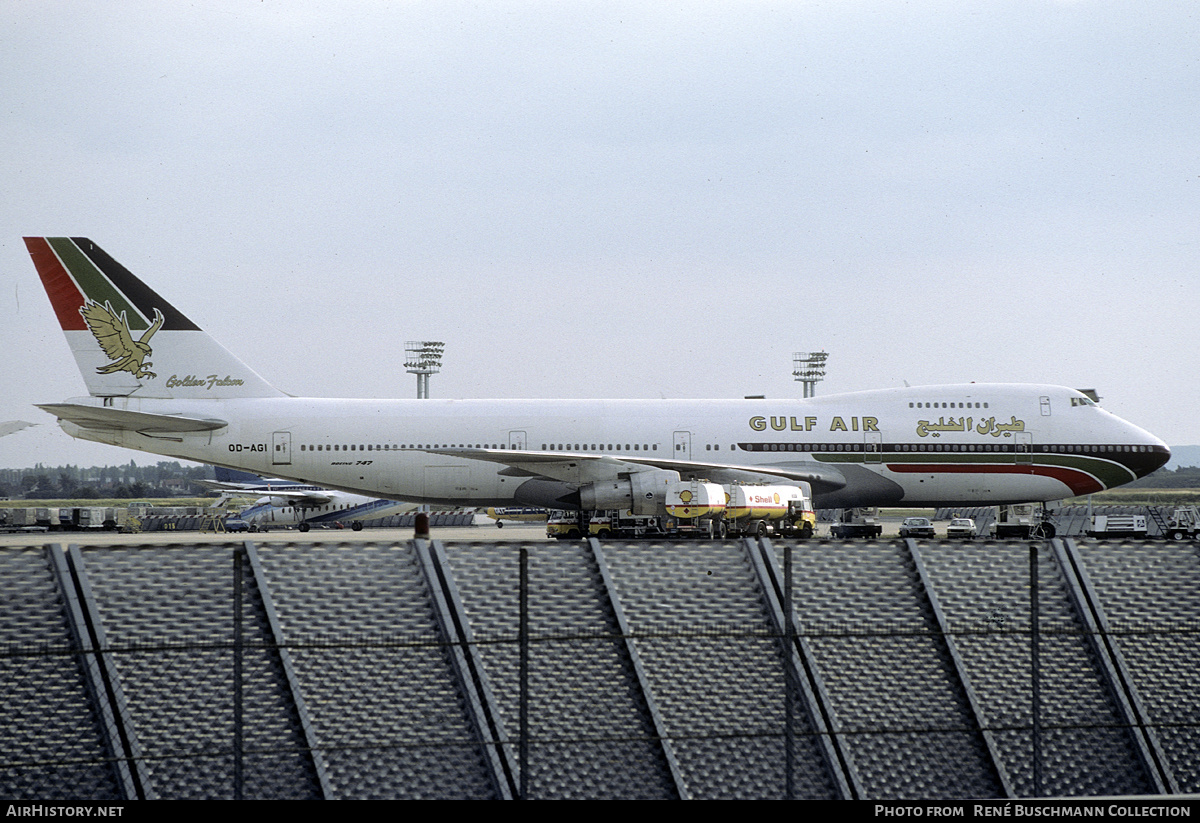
[519,546,529,800]
[1030,542,1041,797]
[784,541,795,800]
[233,545,244,801]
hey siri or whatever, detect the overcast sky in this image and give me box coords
[2,1,1197,469]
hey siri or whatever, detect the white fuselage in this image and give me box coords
[57,383,1169,510]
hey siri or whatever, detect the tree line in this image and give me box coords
[1126,464,1200,489]
[0,461,212,500]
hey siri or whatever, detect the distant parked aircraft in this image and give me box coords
[204,467,418,532]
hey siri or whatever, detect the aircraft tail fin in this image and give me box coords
[25,237,285,399]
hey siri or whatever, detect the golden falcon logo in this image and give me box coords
[80,300,165,380]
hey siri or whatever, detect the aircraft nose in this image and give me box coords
[1143,442,1170,477]
[1132,434,1170,479]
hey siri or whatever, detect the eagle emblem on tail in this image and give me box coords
[79,300,165,380]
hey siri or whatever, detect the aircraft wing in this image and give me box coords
[254,489,336,507]
[425,448,848,494]
[193,479,335,507]
[37,403,227,433]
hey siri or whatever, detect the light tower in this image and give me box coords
[405,341,444,399]
[792,351,828,398]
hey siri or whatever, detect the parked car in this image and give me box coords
[899,516,936,538]
[946,518,978,540]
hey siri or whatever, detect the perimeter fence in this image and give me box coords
[2,537,1198,799]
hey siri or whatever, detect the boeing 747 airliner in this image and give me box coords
[25,237,1169,518]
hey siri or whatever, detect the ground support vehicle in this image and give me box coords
[1155,506,1200,541]
[715,484,816,539]
[0,508,48,533]
[2,506,127,532]
[71,506,126,530]
[829,508,883,539]
[547,509,713,540]
[1086,514,1148,539]
[899,517,936,538]
[486,507,549,528]
[547,510,594,539]
[35,508,63,530]
[991,504,1057,538]
[548,481,817,541]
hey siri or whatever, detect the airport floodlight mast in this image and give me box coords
[793,351,829,398]
[404,341,444,399]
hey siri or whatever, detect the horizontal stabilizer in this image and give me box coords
[36,403,227,433]
[0,421,36,438]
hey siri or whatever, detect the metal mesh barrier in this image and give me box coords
[1,537,1196,799]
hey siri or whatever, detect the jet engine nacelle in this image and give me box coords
[580,469,681,516]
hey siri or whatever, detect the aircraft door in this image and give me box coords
[508,430,527,450]
[1015,432,1033,466]
[673,431,692,461]
[864,432,883,464]
[272,431,292,466]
